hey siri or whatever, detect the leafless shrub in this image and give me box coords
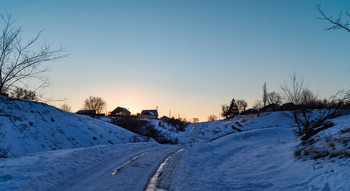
[10,87,38,101]
[281,73,350,141]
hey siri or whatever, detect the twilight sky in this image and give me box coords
[1,0,349,121]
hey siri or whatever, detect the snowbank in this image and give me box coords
[0,98,149,157]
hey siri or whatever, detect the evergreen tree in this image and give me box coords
[221,99,239,119]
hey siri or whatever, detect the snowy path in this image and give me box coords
[146,148,185,191]
[51,146,181,191]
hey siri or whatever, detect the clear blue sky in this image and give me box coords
[1,0,350,121]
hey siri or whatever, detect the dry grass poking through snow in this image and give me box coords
[295,127,350,160]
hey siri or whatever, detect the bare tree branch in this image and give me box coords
[0,13,67,94]
[316,3,350,33]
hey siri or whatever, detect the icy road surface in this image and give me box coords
[52,146,182,191]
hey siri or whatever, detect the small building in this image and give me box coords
[260,104,281,112]
[0,93,9,97]
[280,102,295,111]
[109,107,131,116]
[160,116,170,122]
[240,109,259,115]
[138,109,158,119]
[76,110,96,117]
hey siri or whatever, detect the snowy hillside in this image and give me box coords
[172,125,350,190]
[0,97,149,157]
[147,112,295,144]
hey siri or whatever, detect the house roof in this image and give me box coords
[141,110,158,116]
[260,104,281,112]
[76,110,96,115]
[111,107,130,114]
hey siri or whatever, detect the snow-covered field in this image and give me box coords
[1,98,350,190]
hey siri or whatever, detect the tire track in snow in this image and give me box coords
[53,146,179,191]
[145,148,184,191]
[111,151,150,175]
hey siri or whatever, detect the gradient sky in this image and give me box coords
[1,0,350,121]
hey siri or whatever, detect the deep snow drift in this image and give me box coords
[0,97,149,157]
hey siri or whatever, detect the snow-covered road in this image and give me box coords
[51,146,182,191]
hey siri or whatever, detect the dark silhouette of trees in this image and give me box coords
[262,82,268,107]
[262,82,282,105]
[301,89,318,107]
[236,99,248,113]
[0,13,65,94]
[267,92,282,105]
[253,100,263,111]
[60,103,72,112]
[10,87,38,101]
[83,96,106,114]
[207,115,217,121]
[221,99,239,119]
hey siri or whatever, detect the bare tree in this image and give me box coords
[316,3,350,33]
[0,13,65,94]
[236,99,248,113]
[60,103,72,112]
[207,115,217,121]
[301,89,318,106]
[262,82,268,107]
[267,91,282,105]
[253,100,263,111]
[281,73,305,105]
[10,87,38,101]
[83,96,106,114]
